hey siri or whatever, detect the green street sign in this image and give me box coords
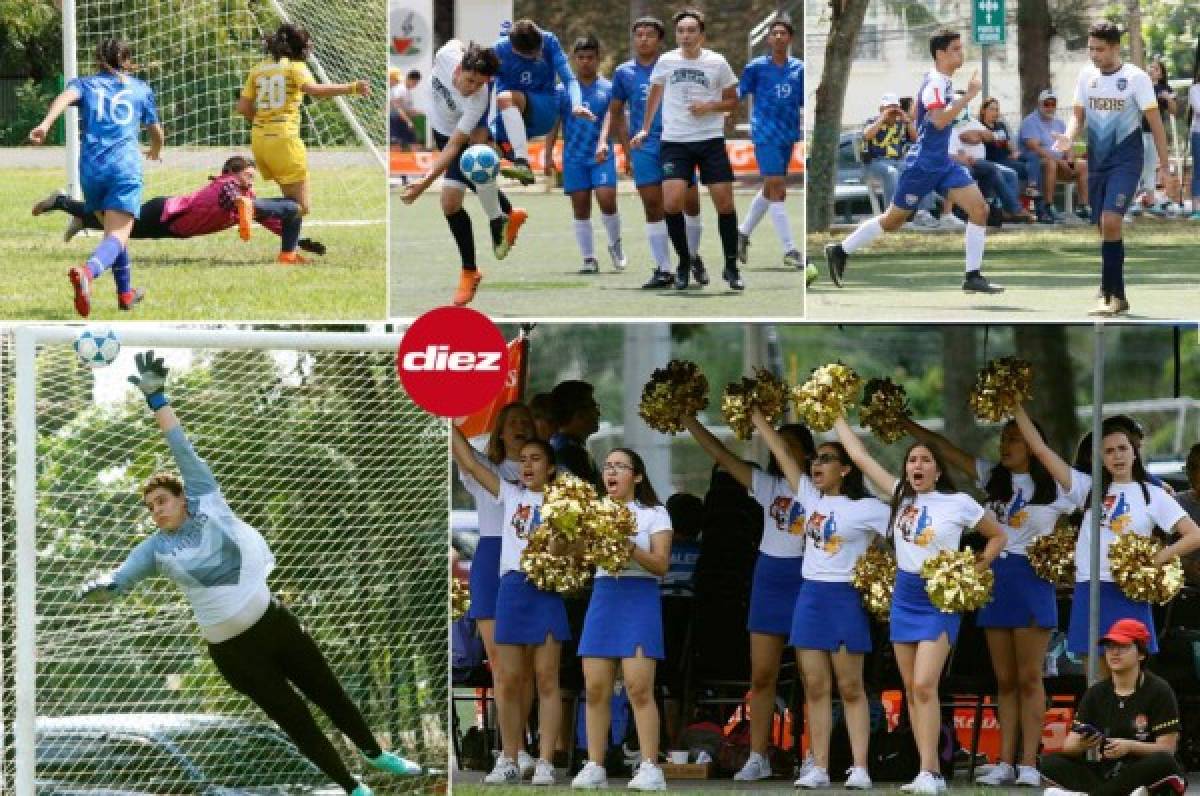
[973,0,1005,45]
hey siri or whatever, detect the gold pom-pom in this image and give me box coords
[520,524,592,593]
[968,357,1034,423]
[852,547,898,620]
[584,497,637,573]
[451,577,470,620]
[860,378,911,444]
[1109,533,1184,605]
[721,367,790,440]
[920,550,995,612]
[539,474,598,541]
[638,360,710,434]
[791,363,863,432]
[1028,526,1077,586]
[520,474,599,593]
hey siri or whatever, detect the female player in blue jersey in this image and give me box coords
[30,38,164,317]
[77,353,423,796]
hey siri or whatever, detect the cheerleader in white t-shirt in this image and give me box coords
[451,429,568,787]
[1013,405,1200,663]
[571,448,673,792]
[678,413,815,782]
[752,410,889,790]
[833,412,1006,796]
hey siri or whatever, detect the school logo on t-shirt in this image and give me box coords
[1103,492,1132,534]
[1006,488,1029,529]
[769,495,804,534]
[806,510,841,553]
[896,505,935,546]
[1133,713,1149,740]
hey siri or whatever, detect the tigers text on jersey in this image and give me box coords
[648,48,737,142]
[241,58,314,138]
[428,40,492,137]
[1073,63,1156,173]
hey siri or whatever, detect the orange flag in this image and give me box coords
[459,334,529,438]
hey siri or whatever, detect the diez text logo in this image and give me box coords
[397,307,509,416]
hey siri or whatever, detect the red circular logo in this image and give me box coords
[397,307,508,417]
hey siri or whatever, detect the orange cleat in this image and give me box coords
[236,196,254,241]
[452,269,483,306]
[68,265,92,317]
[277,251,310,265]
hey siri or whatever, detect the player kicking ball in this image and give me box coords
[824,29,1004,295]
[544,35,625,274]
[399,41,527,307]
[1053,21,1169,317]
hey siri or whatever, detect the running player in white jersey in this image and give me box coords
[1053,21,1169,317]
[824,29,1004,295]
[398,40,527,307]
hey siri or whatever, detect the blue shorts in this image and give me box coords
[83,174,142,217]
[1066,581,1158,655]
[890,570,962,645]
[1088,165,1140,221]
[494,570,571,645]
[755,140,797,177]
[466,536,501,620]
[893,159,974,210]
[975,553,1057,629]
[562,157,618,194]
[747,552,804,636]
[492,89,558,148]
[578,576,664,659]
[789,580,872,653]
[630,146,697,188]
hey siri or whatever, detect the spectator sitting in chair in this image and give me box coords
[950,98,1033,224]
[979,97,1029,186]
[861,95,917,209]
[1039,618,1187,796]
[1020,89,1091,223]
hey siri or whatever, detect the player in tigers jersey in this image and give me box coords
[236,23,370,264]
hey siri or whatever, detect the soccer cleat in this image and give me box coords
[845,766,873,790]
[117,288,146,311]
[63,215,86,243]
[571,761,608,789]
[911,209,939,228]
[235,196,254,241]
[483,755,520,785]
[795,766,831,789]
[366,749,423,777]
[805,261,819,287]
[825,242,847,288]
[501,158,536,185]
[32,190,64,216]
[1014,765,1041,787]
[517,750,536,779]
[690,256,709,285]
[531,758,556,786]
[783,249,803,268]
[641,270,674,289]
[297,238,327,256]
[607,239,627,271]
[736,232,750,263]
[976,761,1015,785]
[673,260,690,290]
[722,264,745,291]
[453,269,483,306]
[68,265,92,318]
[277,251,310,265]
[939,213,966,229]
[494,207,528,260]
[732,751,771,781]
[962,271,1004,294]
[579,257,600,274]
[627,761,666,791]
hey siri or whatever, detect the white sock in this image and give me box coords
[476,181,503,220]
[768,201,794,251]
[841,216,883,254]
[500,106,529,161]
[740,190,770,235]
[601,211,621,245]
[646,221,670,270]
[965,221,986,272]
[574,219,594,259]
[685,213,702,256]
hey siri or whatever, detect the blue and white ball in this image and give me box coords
[459,144,500,186]
[74,326,121,369]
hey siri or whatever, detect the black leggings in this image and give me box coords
[207,599,382,793]
[62,195,177,238]
[1040,751,1185,796]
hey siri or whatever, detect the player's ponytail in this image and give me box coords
[266,23,311,61]
[95,37,134,77]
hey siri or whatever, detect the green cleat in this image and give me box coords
[500,158,536,185]
[366,750,424,777]
[805,262,818,287]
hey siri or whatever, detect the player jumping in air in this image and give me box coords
[606,16,709,290]
[492,19,596,185]
[29,37,163,317]
[824,29,1004,295]
[237,23,369,264]
[398,40,527,307]
[544,35,626,274]
[1053,21,1169,317]
[632,8,745,291]
[736,15,806,279]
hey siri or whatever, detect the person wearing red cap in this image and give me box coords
[1039,618,1186,796]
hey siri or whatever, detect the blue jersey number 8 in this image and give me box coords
[94,88,135,125]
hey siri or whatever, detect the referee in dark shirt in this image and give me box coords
[1040,618,1186,796]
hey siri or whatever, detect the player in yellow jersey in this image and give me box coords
[236,23,370,264]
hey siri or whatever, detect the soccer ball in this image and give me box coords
[74,327,121,369]
[459,144,500,186]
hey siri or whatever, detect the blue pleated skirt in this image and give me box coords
[789,579,872,653]
[494,570,571,645]
[1066,581,1157,655]
[890,569,962,645]
[467,536,502,620]
[578,576,665,659]
[747,552,804,635]
[976,553,1058,629]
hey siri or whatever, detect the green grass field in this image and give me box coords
[807,221,1200,321]
[2,164,385,320]
[390,184,804,319]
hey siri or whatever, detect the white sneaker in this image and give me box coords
[572,761,608,789]
[579,257,600,274]
[845,767,872,790]
[913,209,938,228]
[794,766,830,788]
[976,761,1015,785]
[608,240,627,271]
[518,750,536,779]
[1129,787,1149,796]
[796,751,816,778]
[1015,765,1041,787]
[531,758,556,786]
[484,755,520,785]
[628,761,667,791]
[901,771,945,795]
[733,751,772,781]
[939,214,966,229]
[1042,788,1087,796]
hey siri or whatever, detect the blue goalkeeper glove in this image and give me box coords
[128,350,170,410]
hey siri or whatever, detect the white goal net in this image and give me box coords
[1,327,447,795]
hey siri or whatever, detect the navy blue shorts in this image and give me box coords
[1088,165,1140,221]
[1067,581,1157,655]
[893,159,974,210]
[747,552,804,635]
[976,553,1057,629]
[789,579,872,653]
[494,570,571,645]
[661,138,734,185]
[466,536,501,620]
[890,569,961,645]
[578,576,664,659]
